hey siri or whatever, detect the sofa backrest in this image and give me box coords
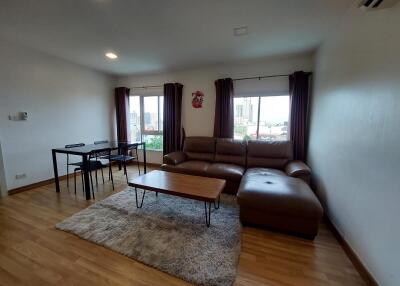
[183,137,216,162]
[247,140,293,169]
[215,138,246,166]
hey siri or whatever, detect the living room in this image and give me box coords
[0,1,398,286]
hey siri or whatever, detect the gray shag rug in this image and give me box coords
[56,189,241,286]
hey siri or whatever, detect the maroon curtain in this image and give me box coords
[214,78,234,138]
[289,71,312,161]
[115,87,130,142]
[163,83,183,155]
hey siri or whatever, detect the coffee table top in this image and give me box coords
[128,170,226,202]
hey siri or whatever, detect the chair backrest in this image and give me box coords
[65,143,85,148]
[65,143,85,163]
[117,143,138,157]
[94,140,109,145]
[90,148,111,160]
[93,141,110,157]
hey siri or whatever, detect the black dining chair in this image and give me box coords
[65,143,85,189]
[93,140,125,181]
[105,143,141,183]
[95,140,126,161]
[74,148,114,198]
[92,140,111,185]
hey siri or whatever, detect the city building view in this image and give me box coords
[130,94,289,148]
[234,95,289,141]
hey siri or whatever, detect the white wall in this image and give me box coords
[117,54,313,163]
[0,40,114,191]
[308,5,400,286]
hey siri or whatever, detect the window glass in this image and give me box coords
[234,97,259,140]
[129,96,141,142]
[129,94,164,151]
[159,96,164,131]
[143,96,159,132]
[234,95,289,141]
[258,96,290,141]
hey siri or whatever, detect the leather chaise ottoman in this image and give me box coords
[237,168,323,239]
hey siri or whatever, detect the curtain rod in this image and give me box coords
[129,84,163,89]
[233,74,290,81]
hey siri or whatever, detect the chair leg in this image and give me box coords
[81,171,85,195]
[74,170,77,195]
[109,164,114,190]
[90,171,95,199]
[124,161,128,183]
[67,165,69,188]
[101,167,105,184]
[95,169,98,187]
[135,149,141,175]
[89,171,94,190]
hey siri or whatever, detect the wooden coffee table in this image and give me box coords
[127,170,226,227]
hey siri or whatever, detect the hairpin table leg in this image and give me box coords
[214,195,220,209]
[134,187,146,208]
[204,201,212,227]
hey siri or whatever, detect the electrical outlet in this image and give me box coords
[8,112,28,121]
[15,173,27,180]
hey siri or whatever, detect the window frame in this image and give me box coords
[233,94,290,141]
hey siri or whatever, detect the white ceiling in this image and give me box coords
[0,0,351,75]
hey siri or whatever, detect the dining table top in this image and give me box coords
[52,141,145,155]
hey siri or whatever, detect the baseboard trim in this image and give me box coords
[8,162,160,195]
[324,217,379,286]
[8,173,72,195]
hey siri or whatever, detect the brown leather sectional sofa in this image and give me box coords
[162,137,323,238]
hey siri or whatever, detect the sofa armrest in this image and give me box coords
[285,161,311,182]
[163,151,187,165]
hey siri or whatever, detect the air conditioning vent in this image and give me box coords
[359,0,399,10]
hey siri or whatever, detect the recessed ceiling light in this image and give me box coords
[233,26,249,36]
[105,52,118,59]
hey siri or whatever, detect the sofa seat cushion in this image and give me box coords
[161,160,210,177]
[244,167,287,177]
[206,163,245,182]
[238,168,323,220]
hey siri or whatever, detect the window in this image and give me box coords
[129,94,163,151]
[234,95,290,141]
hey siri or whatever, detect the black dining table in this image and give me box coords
[52,141,146,200]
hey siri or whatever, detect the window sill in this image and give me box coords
[143,149,163,152]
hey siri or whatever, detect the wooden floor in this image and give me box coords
[0,166,366,286]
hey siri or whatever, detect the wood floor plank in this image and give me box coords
[0,166,366,285]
